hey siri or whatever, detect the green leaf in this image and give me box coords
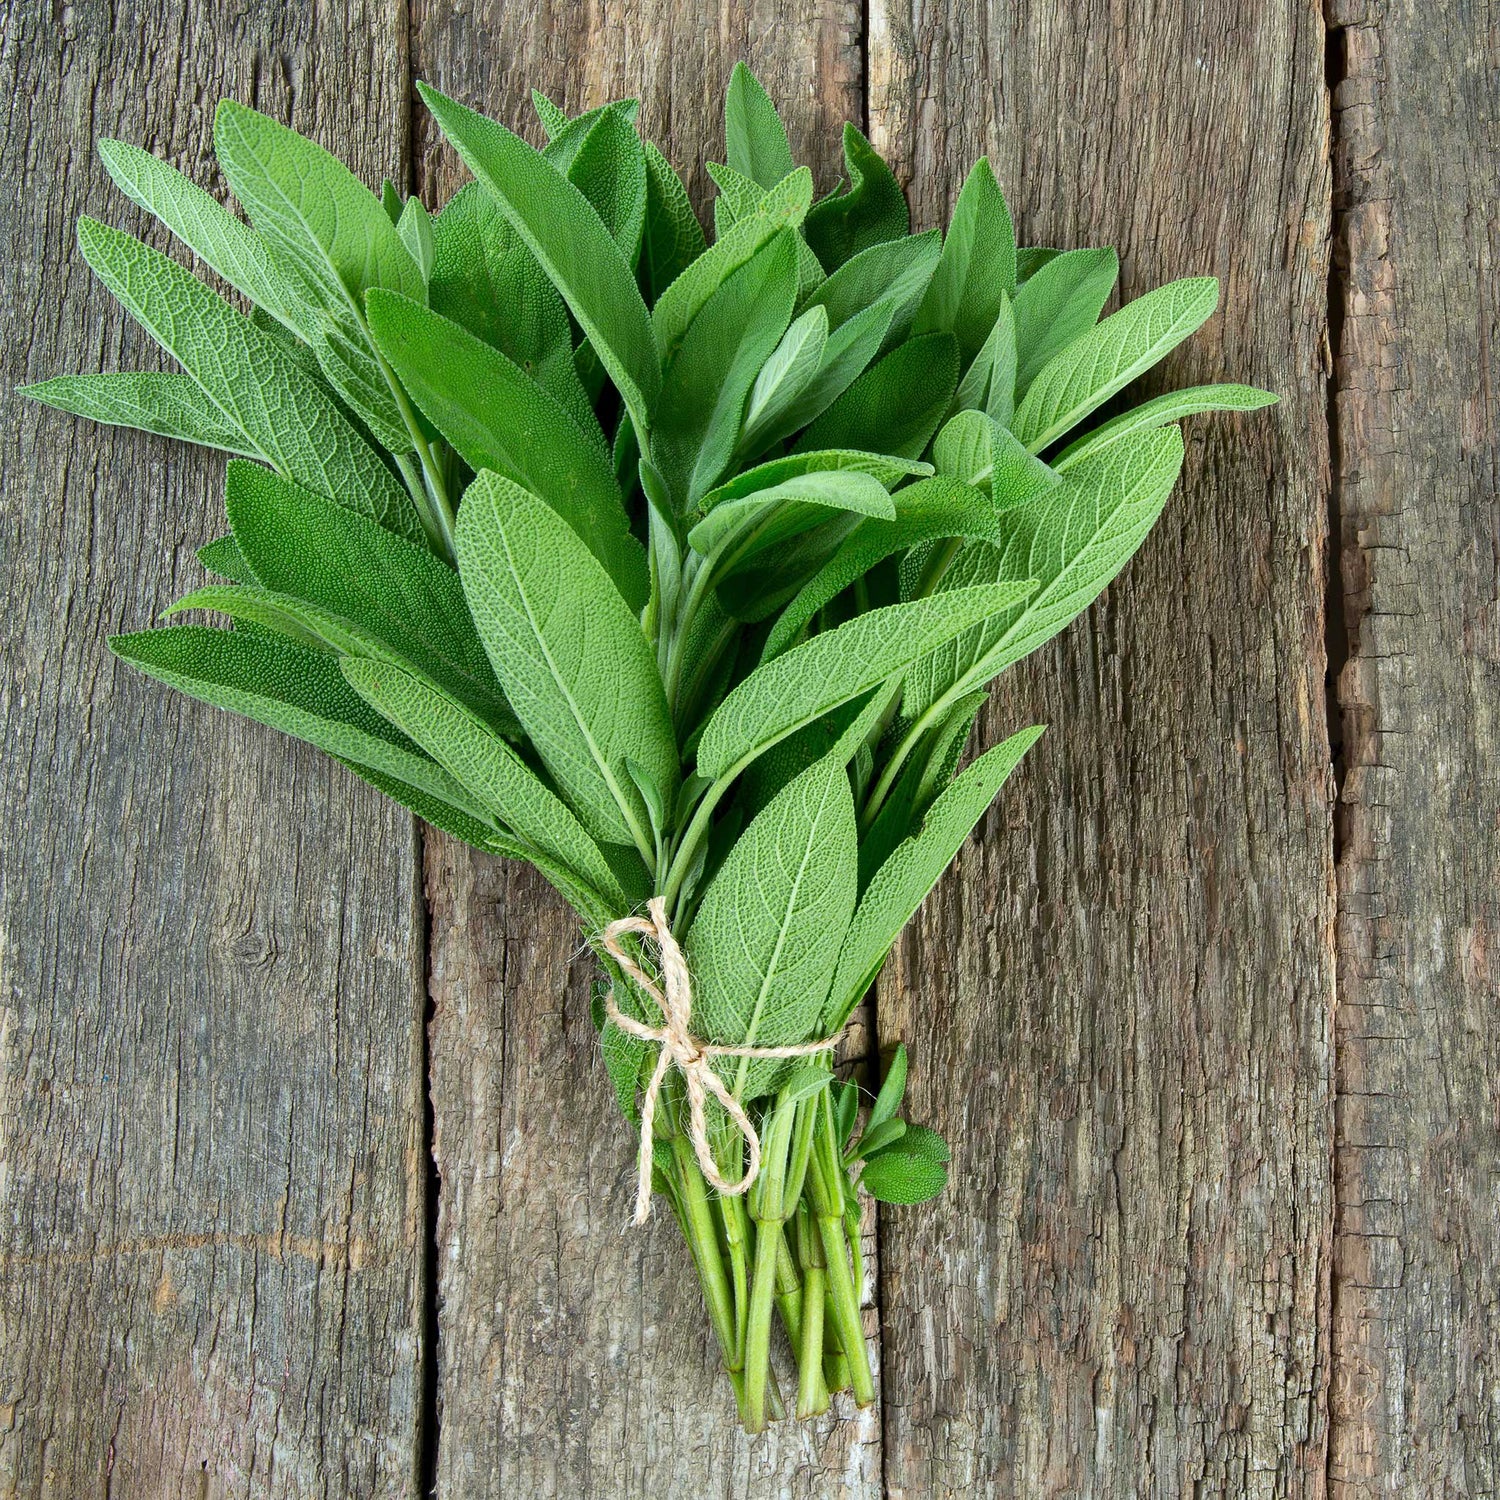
[827,725,1043,1026]
[709,162,826,299]
[164,582,407,658]
[725,63,796,190]
[650,231,798,509]
[332,752,501,850]
[932,410,1057,508]
[561,103,647,261]
[21,372,261,458]
[914,158,1016,366]
[223,461,511,726]
[213,101,425,449]
[742,305,828,438]
[904,427,1185,717]
[641,142,708,303]
[95,137,304,331]
[703,448,931,509]
[366,290,646,610]
[803,124,909,272]
[697,581,1036,781]
[110,625,488,818]
[761,476,1003,661]
[1013,277,1220,452]
[1053,382,1279,470]
[455,471,677,856]
[1011,246,1118,397]
[859,1138,948,1204]
[685,752,856,1097]
[797,332,959,459]
[341,656,627,909]
[804,231,941,348]
[532,90,572,140]
[688,468,896,569]
[951,291,1018,426]
[198,534,257,583]
[396,197,435,283]
[427,183,591,427]
[75,217,421,542]
[419,83,661,433]
[868,1043,909,1131]
[652,166,813,363]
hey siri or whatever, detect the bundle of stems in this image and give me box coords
[26,62,1274,1428]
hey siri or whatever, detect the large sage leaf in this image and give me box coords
[904,426,1186,717]
[826,724,1043,1027]
[724,62,796,190]
[686,752,856,1098]
[110,625,487,817]
[1011,246,1118,398]
[641,142,708,302]
[456,471,677,857]
[803,124,909,271]
[75,217,422,542]
[22,372,261,458]
[796,332,959,459]
[341,656,627,909]
[365,289,646,610]
[223,461,510,730]
[1053,382,1278,470]
[419,83,661,434]
[1012,277,1220,452]
[697,581,1036,781]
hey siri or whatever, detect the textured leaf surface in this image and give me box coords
[110,625,485,816]
[724,63,795,190]
[803,124,909,271]
[761,476,1004,660]
[688,470,896,564]
[698,582,1036,780]
[905,427,1186,716]
[827,725,1043,1026]
[456,471,676,854]
[797,332,959,458]
[686,753,856,1097]
[1013,277,1219,451]
[1053,382,1278,470]
[76,217,420,540]
[223,462,510,725]
[419,84,660,431]
[366,290,645,609]
[932,410,1057,508]
[1011,246,1119,397]
[914,158,1016,365]
[341,656,625,908]
[22,371,261,457]
[641,142,708,302]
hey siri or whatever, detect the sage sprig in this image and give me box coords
[27,63,1276,1431]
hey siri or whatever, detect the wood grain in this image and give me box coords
[408,5,881,1491]
[1329,1,1500,1493]
[866,3,1337,1494]
[0,5,424,1496]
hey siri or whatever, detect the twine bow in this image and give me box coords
[601,897,843,1225]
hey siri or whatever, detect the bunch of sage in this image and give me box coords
[26,64,1274,1430]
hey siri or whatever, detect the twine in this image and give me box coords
[600,897,843,1225]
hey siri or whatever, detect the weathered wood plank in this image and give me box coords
[0,5,424,1496]
[1329,2,1500,1493]
[867,4,1336,1495]
[410,8,881,1492]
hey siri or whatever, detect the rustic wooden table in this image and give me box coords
[1,1,1494,1495]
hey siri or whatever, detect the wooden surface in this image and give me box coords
[0,2,1494,1497]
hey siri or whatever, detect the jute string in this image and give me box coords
[601,897,843,1225]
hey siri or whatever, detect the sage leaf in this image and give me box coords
[21,371,262,458]
[456,471,677,857]
[697,581,1037,781]
[419,83,661,433]
[724,62,796,190]
[797,332,959,459]
[826,725,1043,1026]
[951,291,1018,426]
[641,142,708,302]
[109,624,488,818]
[75,217,422,542]
[904,427,1185,718]
[365,289,646,610]
[932,410,1057,508]
[742,305,828,438]
[1011,246,1118,398]
[803,124,909,271]
[859,1135,948,1204]
[914,157,1016,364]
[1013,277,1220,452]
[342,656,626,908]
[686,751,856,1098]
[223,461,511,727]
[1052,382,1279,470]
[867,1044,909,1132]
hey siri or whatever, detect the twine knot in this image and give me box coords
[601,897,842,1225]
